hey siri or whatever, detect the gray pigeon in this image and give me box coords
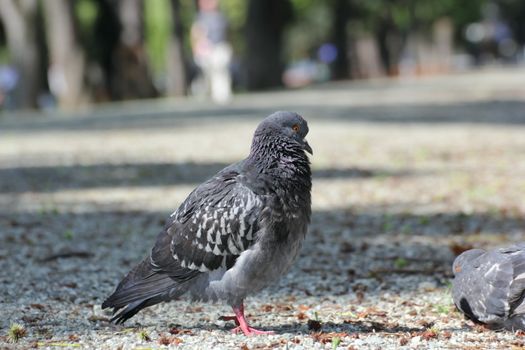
[102,111,312,335]
[452,243,525,330]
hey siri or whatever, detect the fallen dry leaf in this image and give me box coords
[421,329,438,341]
[311,332,348,344]
[450,243,474,256]
[297,304,310,312]
[260,304,273,312]
[169,327,193,335]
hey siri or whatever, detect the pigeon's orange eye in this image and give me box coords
[292,124,300,132]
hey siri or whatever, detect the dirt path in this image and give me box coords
[1,68,525,349]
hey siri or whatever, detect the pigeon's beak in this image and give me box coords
[302,139,313,155]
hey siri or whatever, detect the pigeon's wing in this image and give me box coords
[453,250,513,324]
[151,165,264,279]
[501,244,525,315]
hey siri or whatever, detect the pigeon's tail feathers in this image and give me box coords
[102,257,169,309]
[109,295,167,324]
[102,257,186,323]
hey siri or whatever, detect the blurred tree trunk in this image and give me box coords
[43,0,88,109]
[331,0,350,80]
[376,15,394,75]
[111,0,157,99]
[165,0,187,96]
[376,10,403,75]
[0,0,40,108]
[245,0,293,90]
[92,0,121,101]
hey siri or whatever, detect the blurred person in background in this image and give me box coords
[465,2,518,65]
[190,0,232,104]
[0,65,18,109]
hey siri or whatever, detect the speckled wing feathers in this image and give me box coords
[453,244,525,329]
[502,245,525,315]
[154,166,264,276]
[454,250,512,323]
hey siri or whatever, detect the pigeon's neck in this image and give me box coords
[248,134,312,237]
[248,134,311,186]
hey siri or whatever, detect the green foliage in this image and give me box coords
[144,1,206,74]
[162,0,491,69]
[222,0,248,29]
[145,0,172,75]
[291,0,317,12]
[0,47,9,64]
[285,2,332,60]
[75,0,98,29]
[74,0,100,62]
[351,0,486,35]
[222,0,248,53]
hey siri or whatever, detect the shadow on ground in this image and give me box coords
[2,207,522,285]
[2,206,518,339]
[181,320,428,335]
[0,162,420,193]
[2,100,525,132]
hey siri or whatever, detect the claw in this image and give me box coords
[231,326,274,336]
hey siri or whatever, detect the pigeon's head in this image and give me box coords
[254,111,312,154]
[452,249,485,276]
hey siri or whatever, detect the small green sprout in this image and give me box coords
[63,230,74,240]
[394,257,408,269]
[138,330,151,341]
[7,323,27,343]
[400,224,412,235]
[332,336,341,349]
[435,304,450,315]
[418,216,430,225]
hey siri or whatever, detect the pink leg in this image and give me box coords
[229,303,274,336]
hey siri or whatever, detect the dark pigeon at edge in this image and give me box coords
[452,243,525,330]
[102,111,312,335]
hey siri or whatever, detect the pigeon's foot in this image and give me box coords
[228,303,274,336]
[231,326,274,336]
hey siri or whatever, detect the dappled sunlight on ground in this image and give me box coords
[1,69,525,348]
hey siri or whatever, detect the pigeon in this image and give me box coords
[102,111,312,335]
[451,243,525,330]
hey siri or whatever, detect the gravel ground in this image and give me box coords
[1,68,525,349]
